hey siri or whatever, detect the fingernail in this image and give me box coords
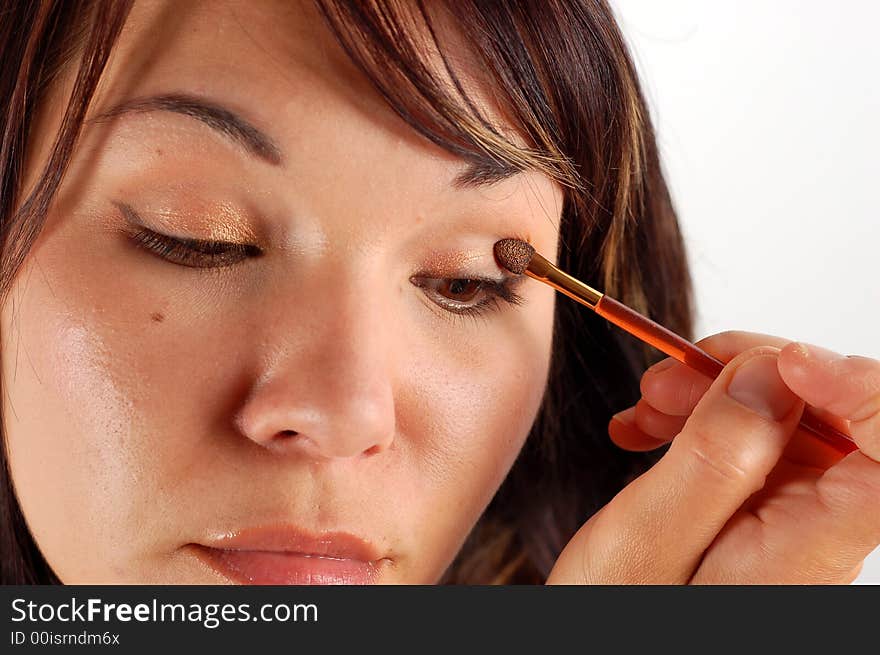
[612,406,636,425]
[791,342,846,364]
[727,354,799,421]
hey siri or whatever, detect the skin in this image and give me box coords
[4,0,879,585]
[3,0,560,584]
[549,333,880,584]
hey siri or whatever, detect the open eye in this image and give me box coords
[438,278,483,303]
[410,275,524,317]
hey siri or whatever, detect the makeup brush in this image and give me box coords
[493,238,857,455]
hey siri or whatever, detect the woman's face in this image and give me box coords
[2,0,560,583]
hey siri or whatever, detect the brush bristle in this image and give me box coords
[493,239,535,275]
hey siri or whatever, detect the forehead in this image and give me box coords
[86,0,562,234]
[108,0,385,123]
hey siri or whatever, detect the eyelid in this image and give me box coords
[113,200,258,245]
[115,201,262,268]
[128,227,260,268]
[142,227,252,253]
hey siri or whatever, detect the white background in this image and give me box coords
[612,0,879,582]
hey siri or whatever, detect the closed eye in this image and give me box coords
[127,226,262,268]
[115,201,262,269]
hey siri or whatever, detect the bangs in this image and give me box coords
[314,0,583,191]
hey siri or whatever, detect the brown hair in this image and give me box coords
[0,0,692,584]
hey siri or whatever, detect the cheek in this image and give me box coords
[393,291,554,581]
[0,216,237,583]
[2,259,142,582]
[410,323,550,489]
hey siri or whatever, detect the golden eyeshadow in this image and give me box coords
[419,250,503,279]
[114,198,260,245]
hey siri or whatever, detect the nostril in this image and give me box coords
[278,430,298,437]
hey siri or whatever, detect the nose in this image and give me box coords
[235,277,397,460]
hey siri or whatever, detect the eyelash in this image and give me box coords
[128,228,261,268]
[409,276,524,321]
[128,228,525,319]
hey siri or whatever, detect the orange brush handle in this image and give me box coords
[594,295,857,455]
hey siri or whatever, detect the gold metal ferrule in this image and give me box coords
[525,252,604,308]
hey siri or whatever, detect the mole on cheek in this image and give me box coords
[150,311,165,323]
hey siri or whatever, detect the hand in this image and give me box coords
[546,330,880,584]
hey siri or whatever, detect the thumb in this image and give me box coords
[549,346,804,584]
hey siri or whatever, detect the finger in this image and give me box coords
[640,362,713,416]
[706,340,880,584]
[641,330,794,416]
[779,428,848,471]
[633,398,688,442]
[846,562,864,585]
[752,452,880,583]
[608,407,669,452]
[750,456,824,503]
[694,330,794,361]
[791,430,880,569]
[641,379,847,471]
[608,402,686,451]
[778,342,880,460]
[690,503,870,584]
[638,331,849,470]
[583,346,805,583]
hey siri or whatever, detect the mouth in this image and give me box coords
[190,525,389,585]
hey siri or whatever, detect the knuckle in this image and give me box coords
[676,423,760,487]
[816,459,880,517]
[850,390,880,425]
[684,377,711,410]
[639,377,670,411]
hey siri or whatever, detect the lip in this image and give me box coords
[191,525,388,585]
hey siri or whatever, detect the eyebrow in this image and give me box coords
[453,157,522,189]
[90,93,283,166]
[90,93,521,188]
